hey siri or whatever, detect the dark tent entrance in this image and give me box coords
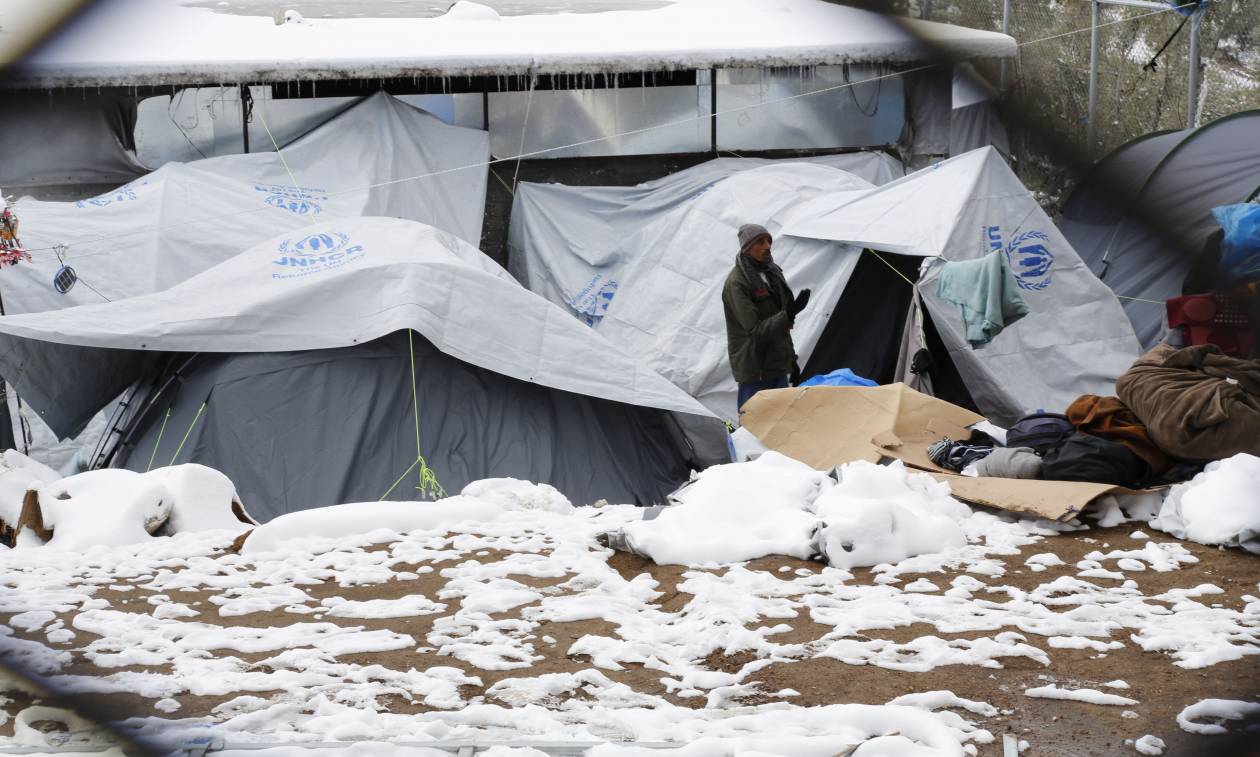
[105,330,701,520]
[800,249,978,413]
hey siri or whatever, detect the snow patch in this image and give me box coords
[1152,454,1260,553]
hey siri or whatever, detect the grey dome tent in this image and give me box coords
[1058,110,1260,348]
[512,148,1139,425]
[0,217,728,519]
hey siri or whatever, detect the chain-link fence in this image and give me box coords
[911,0,1260,210]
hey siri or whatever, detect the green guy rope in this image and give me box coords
[167,402,206,467]
[145,407,173,472]
[380,331,447,502]
[409,330,423,489]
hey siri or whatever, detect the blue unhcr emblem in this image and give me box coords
[75,184,140,208]
[255,183,327,216]
[272,231,365,279]
[1005,231,1054,291]
[984,226,1054,291]
[569,277,619,327]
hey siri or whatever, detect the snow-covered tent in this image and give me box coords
[0,217,727,518]
[4,92,489,315]
[782,147,1141,422]
[1058,110,1260,348]
[7,0,1015,89]
[509,153,903,418]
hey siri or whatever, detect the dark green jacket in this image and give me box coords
[722,261,796,383]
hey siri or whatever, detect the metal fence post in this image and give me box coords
[1087,0,1099,157]
[1187,3,1203,128]
[1000,0,1011,91]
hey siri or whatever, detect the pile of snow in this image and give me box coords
[1177,698,1260,735]
[621,452,832,565]
[461,478,573,514]
[11,463,253,549]
[813,461,971,570]
[23,469,170,550]
[145,464,254,533]
[618,455,984,570]
[240,497,504,554]
[1023,684,1137,707]
[1152,454,1260,553]
[1134,734,1166,755]
[0,450,59,527]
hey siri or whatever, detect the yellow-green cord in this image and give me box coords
[146,407,172,472]
[167,402,206,467]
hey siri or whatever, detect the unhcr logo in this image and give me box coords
[255,183,327,215]
[271,231,365,279]
[985,225,1054,291]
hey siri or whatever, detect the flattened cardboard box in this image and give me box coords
[740,383,983,469]
[741,383,1144,521]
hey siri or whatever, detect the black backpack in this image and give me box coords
[1042,433,1151,489]
[1006,411,1074,454]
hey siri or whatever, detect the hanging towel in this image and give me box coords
[936,250,1030,347]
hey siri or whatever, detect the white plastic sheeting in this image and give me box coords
[0,216,716,423]
[8,0,1016,88]
[5,93,489,314]
[509,153,901,418]
[781,147,1142,422]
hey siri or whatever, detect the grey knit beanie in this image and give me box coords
[737,223,771,254]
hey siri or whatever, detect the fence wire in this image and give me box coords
[910,0,1260,210]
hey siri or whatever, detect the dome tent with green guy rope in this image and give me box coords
[0,216,728,520]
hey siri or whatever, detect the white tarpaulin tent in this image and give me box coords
[509,153,901,419]
[4,92,489,314]
[0,217,727,513]
[782,147,1142,421]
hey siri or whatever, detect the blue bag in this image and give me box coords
[1212,203,1260,285]
[798,368,878,388]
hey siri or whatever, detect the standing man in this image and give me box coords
[723,223,811,411]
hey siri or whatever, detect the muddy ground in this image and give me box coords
[2,524,1258,756]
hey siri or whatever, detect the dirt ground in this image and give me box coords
[2,525,1259,756]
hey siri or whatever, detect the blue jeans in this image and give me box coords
[737,375,789,411]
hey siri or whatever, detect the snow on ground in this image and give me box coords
[1152,453,1260,554]
[0,466,1258,754]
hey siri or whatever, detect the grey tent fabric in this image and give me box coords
[950,101,1009,158]
[0,92,147,188]
[115,332,701,517]
[1059,110,1260,348]
[901,67,951,157]
[949,63,1008,158]
[0,216,728,512]
[0,337,157,438]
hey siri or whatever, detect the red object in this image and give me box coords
[1167,293,1255,357]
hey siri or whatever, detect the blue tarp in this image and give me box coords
[799,368,878,388]
[1213,203,1260,285]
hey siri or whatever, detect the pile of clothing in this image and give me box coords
[929,342,1260,489]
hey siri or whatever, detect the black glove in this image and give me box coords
[790,360,803,387]
[789,288,812,317]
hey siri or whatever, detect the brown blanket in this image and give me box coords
[1115,344,1260,461]
[1065,394,1169,474]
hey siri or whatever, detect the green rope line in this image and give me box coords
[408,330,423,490]
[380,330,447,502]
[868,249,918,287]
[167,402,206,467]
[145,407,172,472]
[380,457,422,501]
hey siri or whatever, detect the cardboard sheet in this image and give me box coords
[740,383,984,470]
[740,383,1151,521]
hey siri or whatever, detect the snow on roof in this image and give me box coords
[5,0,1016,89]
